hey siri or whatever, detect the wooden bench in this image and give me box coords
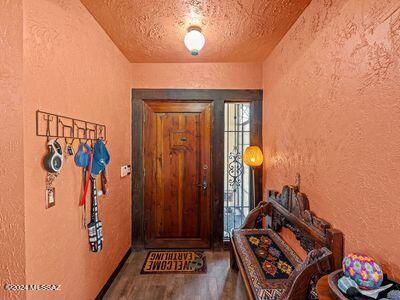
[230,185,343,300]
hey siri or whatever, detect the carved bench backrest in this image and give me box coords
[267,185,343,270]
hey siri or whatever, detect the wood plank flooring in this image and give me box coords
[104,250,247,300]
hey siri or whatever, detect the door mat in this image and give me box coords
[141,250,207,274]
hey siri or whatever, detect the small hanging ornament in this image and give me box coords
[45,172,59,208]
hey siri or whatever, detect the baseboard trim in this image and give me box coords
[96,248,132,299]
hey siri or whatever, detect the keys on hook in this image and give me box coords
[65,138,75,156]
[66,143,74,156]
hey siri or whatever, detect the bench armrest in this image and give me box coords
[280,247,332,300]
[240,201,272,229]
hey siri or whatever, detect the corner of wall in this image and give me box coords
[0,0,26,299]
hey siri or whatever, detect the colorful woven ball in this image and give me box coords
[342,253,383,290]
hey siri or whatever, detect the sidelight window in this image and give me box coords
[224,102,251,240]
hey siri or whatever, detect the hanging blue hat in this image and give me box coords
[74,143,92,168]
[91,140,110,176]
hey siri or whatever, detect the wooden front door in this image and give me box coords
[143,101,212,248]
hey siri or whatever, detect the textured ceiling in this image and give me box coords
[81,0,311,63]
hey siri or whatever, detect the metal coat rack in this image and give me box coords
[36,110,107,142]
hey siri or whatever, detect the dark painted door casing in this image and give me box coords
[132,89,263,250]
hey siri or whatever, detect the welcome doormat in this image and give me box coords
[140,250,207,274]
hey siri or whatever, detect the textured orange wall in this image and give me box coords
[263,0,400,280]
[0,1,26,299]
[23,1,131,299]
[132,63,262,89]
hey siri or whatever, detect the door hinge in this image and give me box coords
[143,113,146,123]
[143,168,146,177]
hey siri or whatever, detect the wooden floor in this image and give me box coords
[104,250,247,300]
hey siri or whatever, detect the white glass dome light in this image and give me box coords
[184,27,205,56]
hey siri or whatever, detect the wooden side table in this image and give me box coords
[317,274,335,300]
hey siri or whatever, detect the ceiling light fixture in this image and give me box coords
[184,27,205,56]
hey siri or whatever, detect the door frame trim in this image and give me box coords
[132,89,263,250]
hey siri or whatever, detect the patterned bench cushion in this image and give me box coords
[232,229,303,300]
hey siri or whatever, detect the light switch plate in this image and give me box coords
[120,165,131,177]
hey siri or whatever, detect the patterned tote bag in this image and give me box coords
[88,177,103,252]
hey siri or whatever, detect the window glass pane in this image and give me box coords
[224,103,251,240]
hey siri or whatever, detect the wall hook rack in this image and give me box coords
[36,110,107,142]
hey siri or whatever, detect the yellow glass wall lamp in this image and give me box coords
[243,146,263,208]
